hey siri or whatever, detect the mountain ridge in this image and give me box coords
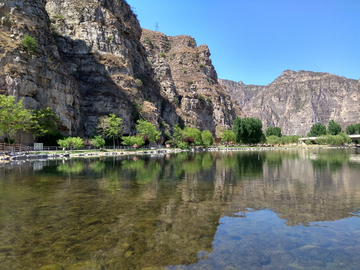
[220,70,360,135]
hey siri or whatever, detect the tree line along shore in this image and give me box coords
[1,94,360,152]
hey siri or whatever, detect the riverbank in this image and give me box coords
[0,144,356,163]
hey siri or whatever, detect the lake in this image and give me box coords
[1,148,360,269]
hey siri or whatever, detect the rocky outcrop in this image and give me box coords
[0,0,81,135]
[219,79,264,108]
[221,70,360,135]
[0,0,244,143]
[140,29,245,134]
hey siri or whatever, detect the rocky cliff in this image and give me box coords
[0,0,244,142]
[0,0,81,137]
[140,29,244,134]
[221,70,360,135]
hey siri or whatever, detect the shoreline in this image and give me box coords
[0,145,357,163]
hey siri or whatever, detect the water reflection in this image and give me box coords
[0,149,360,269]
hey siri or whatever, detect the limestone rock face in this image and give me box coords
[44,0,173,136]
[221,70,360,135]
[0,0,81,133]
[219,79,264,108]
[141,29,245,134]
[0,0,243,141]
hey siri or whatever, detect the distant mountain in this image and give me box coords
[220,70,360,135]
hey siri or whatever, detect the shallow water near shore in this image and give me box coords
[1,148,360,269]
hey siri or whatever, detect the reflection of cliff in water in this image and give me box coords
[220,149,360,226]
[1,149,360,269]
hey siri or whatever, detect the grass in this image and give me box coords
[54,14,65,22]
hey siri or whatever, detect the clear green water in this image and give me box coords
[1,149,360,269]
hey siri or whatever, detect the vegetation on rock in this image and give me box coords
[21,35,38,53]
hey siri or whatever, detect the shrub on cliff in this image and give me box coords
[21,35,38,53]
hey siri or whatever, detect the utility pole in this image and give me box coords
[155,22,158,32]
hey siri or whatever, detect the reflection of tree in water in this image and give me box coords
[310,149,351,172]
[265,150,299,168]
[181,153,214,174]
[228,149,360,226]
[56,161,84,174]
[233,152,265,180]
[121,158,161,185]
[88,160,105,173]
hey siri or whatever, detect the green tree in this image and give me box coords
[173,124,184,145]
[233,117,263,144]
[30,108,60,138]
[135,119,160,143]
[307,123,327,137]
[221,130,236,145]
[57,137,84,150]
[346,123,360,135]
[0,95,32,142]
[265,126,282,137]
[122,136,145,147]
[97,114,123,149]
[165,124,184,147]
[327,120,342,135]
[201,130,213,147]
[21,35,38,53]
[89,135,105,149]
[184,127,202,145]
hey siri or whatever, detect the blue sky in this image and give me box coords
[126,0,360,85]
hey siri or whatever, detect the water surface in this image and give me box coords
[1,149,360,269]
